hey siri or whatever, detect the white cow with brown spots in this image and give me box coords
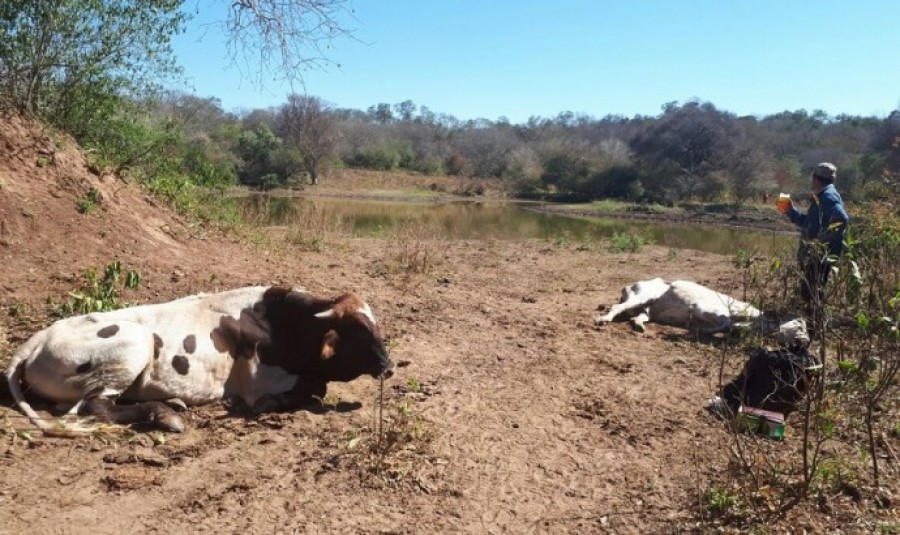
[5,286,393,436]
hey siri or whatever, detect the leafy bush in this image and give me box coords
[701,486,742,520]
[75,188,103,214]
[181,145,237,189]
[608,232,648,253]
[348,145,405,171]
[54,261,141,317]
[412,158,444,176]
[234,125,300,190]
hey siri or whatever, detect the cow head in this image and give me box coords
[313,293,394,382]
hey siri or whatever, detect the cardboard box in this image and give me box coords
[737,406,785,440]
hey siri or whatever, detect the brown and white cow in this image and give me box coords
[5,286,394,436]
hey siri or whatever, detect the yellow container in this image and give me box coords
[776,193,791,213]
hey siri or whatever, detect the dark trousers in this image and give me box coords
[800,256,831,306]
[799,251,834,336]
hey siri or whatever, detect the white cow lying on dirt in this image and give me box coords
[593,278,810,345]
[594,278,762,333]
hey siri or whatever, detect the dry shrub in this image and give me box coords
[241,194,349,251]
[381,218,445,280]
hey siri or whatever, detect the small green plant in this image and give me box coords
[667,248,679,261]
[343,394,435,489]
[815,458,852,493]
[75,187,103,214]
[553,231,570,248]
[405,377,421,394]
[701,486,741,519]
[733,249,750,269]
[608,232,647,253]
[313,393,342,411]
[7,303,26,318]
[36,156,51,168]
[54,260,141,317]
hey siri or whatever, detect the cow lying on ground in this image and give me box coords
[594,278,810,345]
[5,286,394,436]
[594,278,762,334]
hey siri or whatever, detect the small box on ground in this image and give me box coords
[736,405,785,440]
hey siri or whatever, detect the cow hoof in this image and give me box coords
[252,395,281,415]
[164,398,188,412]
[155,412,185,433]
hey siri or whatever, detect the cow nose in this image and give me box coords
[380,361,395,379]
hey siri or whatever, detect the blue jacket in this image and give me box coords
[787,184,849,257]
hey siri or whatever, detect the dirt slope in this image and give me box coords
[0,115,894,534]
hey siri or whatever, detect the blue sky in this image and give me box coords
[172,1,900,123]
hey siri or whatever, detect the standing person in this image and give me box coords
[776,162,849,315]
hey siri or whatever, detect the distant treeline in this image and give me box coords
[151,94,899,203]
[1,1,897,206]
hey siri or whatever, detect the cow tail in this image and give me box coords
[5,337,95,438]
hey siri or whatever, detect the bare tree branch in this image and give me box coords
[221,0,356,89]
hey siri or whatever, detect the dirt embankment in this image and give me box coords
[0,116,894,534]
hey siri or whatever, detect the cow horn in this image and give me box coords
[315,308,336,319]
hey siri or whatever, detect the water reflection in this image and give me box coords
[241,196,784,256]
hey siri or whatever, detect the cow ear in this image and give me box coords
[321,329,340,359]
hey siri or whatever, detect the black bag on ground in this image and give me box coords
[721,346,819,416]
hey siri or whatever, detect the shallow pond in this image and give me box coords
[242,196,787,256]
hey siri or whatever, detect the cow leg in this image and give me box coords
[78,397,184,432]
[629,309,651,332]
[251,376,327,414]
[595,279,669,326]
[698,313,733,334]
[595,292,646,325]
[57,400,84,416]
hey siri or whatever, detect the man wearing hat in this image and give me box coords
[777,162,850,311]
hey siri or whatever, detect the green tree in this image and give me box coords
[540,152,597,200]
[235,125,292,190]
[0,0,184,117]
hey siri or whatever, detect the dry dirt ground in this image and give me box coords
[0,115,895,534]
